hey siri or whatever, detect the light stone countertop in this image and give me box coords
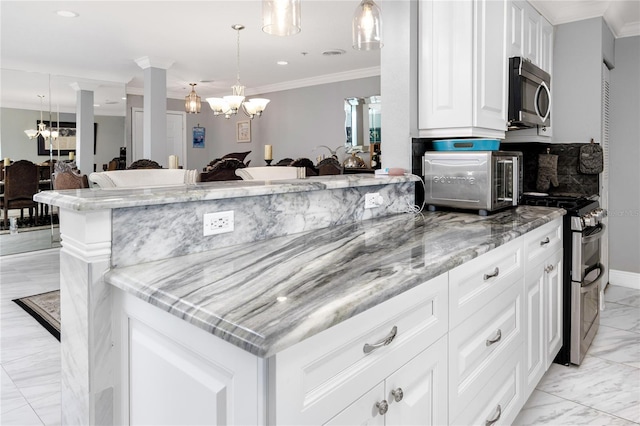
[34,174,417,211]
[105,206,565,358]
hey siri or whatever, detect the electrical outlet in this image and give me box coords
[203,211,234,236]
[365,192,384,209]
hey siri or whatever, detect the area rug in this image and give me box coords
[13,290,60,341]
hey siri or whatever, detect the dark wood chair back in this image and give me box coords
[200,158,246,182]
[317,157,343,176]
[128,159,162,169]
[52,162,89,190]
[1,160,39,227]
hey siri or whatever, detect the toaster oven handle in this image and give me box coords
[512,155,520,206]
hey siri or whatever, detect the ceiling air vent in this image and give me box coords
[322,49,346,57]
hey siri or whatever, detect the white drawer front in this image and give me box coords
[524,218,563,266]
[449,281,523,420]
[273,273,449,426]
[449,237,523,328]
[451,344,524,426]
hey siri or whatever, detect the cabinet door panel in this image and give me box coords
[508,0,526,58]
[524,264,545,399]
[546,250,563,368]
[385,337,448,426]
[323,383,385,426]
[473,0,507,131]
[524,2,540,65]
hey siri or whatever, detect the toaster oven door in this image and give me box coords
[492,156,518,208]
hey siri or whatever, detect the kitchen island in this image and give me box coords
[35,175,565,425]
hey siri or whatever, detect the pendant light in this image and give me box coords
[262,0,301,36]
[24,95,58,140]
[352,0,383,51]
[206,25,270,119]
[185,83,201,114]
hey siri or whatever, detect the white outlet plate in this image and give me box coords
[203,211,234,236]
[365,193,384,209]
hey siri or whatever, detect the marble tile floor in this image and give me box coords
[0,248,638,425]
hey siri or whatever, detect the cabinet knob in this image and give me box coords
[545,264,555,273]
[540,237,551,246]
[486,329,502,347]
[363,326,398,354]
[375,400,389,415]
[483,267,500,281]
[391,388,404,402]
[485,404,502,426]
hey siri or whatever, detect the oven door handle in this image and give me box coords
[580,263,606,294]
[582,223,606,244]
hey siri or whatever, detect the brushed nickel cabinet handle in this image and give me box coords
[483,267,500,281]
[486,329,502,346]
[363,326,398,354]
[485,404,502,426]
[375,400,389,415]
[391,388,404,402]
[540,237,550,246]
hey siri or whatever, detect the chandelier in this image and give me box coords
[185,83,201,114]
[206,25,270,119]
[24,95,58,140]
[352,0,383,51]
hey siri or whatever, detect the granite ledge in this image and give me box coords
[105,206,566,358]
[34,174,417,211]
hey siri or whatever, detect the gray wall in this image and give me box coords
[553,17,614,144]
[128,76,380,172]
[1,107,125,172]
[609,36,640,274]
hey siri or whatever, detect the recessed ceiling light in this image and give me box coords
[56,10,79,18]
[276,61,289,66]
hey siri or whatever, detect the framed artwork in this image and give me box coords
[193,126,205,148]
[236,120,251,143]
[37,120,97,156]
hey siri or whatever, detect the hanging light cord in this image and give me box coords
[235,25,242,87]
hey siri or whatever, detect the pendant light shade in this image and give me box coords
[185,83,201,114]
[352,0,383,51]
[262,0,301,36]
[206,25,270,119]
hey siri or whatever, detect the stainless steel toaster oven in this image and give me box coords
[423,151,523,215]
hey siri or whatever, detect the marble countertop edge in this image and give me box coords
[35,174,418,211]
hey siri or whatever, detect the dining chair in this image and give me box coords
[52,162,90,190]
[0,160,40,228]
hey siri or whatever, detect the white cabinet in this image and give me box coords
[325,337,448,426]
[418,0,507,139]
[523,219,563,399]
[272,273,449,425]
[507,0,552,72]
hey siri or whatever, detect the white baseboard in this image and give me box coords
[609,269,640,290]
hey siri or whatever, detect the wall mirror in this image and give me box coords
[0,68,126,256]
[344,95,381,152]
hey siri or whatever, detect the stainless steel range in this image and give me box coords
[522,195,607,365]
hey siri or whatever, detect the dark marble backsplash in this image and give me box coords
[411,139,600,202]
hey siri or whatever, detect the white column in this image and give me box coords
[379,0,418,171]
[71,82,99,175]
[58,208,113,425]
[135,56,173,165]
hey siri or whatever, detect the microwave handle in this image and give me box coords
[534,81,551,123]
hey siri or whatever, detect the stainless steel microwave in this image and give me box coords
[423,151,523,216]
[508,56,551,129]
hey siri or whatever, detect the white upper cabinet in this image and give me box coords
[418,0,507,139]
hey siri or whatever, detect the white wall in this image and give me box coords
[609,36,640,274]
